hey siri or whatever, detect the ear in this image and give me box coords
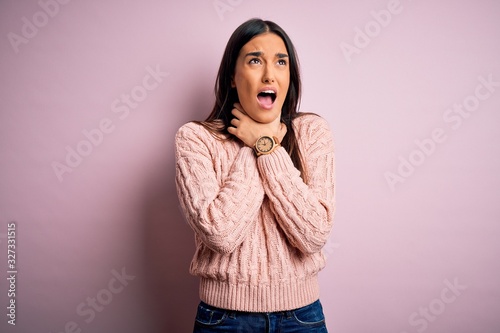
[231,76,236,88]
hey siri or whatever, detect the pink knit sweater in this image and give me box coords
[175,113,335,312]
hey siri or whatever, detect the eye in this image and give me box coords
[277,59,287,66]
[249,58,261,65]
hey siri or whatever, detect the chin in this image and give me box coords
[254,110,280,123]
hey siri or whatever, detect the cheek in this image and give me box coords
[279,73,290,96]
[284,73,291,89]
[235,79,253,101]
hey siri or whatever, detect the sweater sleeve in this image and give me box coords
[257,115,335,254]
[175,123,265,254]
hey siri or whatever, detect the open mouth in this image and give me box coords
[257,90,276,109]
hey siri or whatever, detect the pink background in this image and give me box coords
[1,0,499,332]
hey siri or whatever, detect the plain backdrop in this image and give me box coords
[1,0,499,332]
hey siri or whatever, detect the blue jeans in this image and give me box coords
[193,299,328,333]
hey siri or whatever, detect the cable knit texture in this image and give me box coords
[175,113,335,312]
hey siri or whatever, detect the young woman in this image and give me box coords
[175,18,335,332]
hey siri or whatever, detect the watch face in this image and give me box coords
[256,136,273,153]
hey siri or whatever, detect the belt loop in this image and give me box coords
[228,311,236,319]
[285,310,292,319]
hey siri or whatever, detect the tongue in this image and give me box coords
[257,95,273,108]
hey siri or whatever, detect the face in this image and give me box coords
[232,33,290,124]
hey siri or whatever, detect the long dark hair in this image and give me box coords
[198,18,308,181]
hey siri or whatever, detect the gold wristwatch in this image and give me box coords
[253,136,280,156]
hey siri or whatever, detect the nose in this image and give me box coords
[263,76,275,83]
[262,64,275,83]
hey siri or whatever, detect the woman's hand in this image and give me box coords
[227,103,287,147]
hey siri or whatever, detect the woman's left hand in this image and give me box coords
[228,103,287,147]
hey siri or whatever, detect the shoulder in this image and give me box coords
[176,120,226,143]
[292,113,334,157]
[292,113,332,138]
[175,122,212,155]
[176,121,203,140]
[175,121,231,158]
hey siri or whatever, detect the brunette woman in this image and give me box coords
[175,18,335,332]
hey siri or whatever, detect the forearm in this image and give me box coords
[257,147,335,254]
[176,127,264,254]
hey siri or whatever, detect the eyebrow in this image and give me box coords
[245,51,289,58]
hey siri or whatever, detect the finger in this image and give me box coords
[233,103,246,114]
[231,108,245,119]
[230,117,240,127]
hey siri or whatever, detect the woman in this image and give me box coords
[175,18,335,332]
